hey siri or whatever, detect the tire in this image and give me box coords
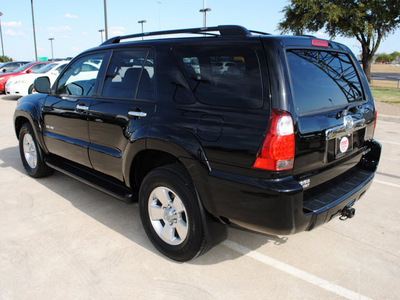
[139,164,208,261]
[18,122,53,178]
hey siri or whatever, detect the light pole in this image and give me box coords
[0,12,5,63]
[199,1,211,28]
[30,0,38,61]
[138,20,147,37]
[138,20,147,41]
[49,38,54,60]
[103,0,108,40]
[99,29,105,43]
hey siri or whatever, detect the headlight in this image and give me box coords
[0,77,4,81]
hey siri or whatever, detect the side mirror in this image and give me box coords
[2,68,6,73]
[34,76,51,94]
[26,69,32,74]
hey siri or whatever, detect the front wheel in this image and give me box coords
[18,123,53,178]
[139,164,209,261]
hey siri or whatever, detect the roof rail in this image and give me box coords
[101,25,253,45]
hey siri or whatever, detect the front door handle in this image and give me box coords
[128,111,147,118]
[76,104,89,111]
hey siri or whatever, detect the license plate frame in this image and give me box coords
[335,134,353,159]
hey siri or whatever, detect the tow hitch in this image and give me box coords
[340,207,356,220]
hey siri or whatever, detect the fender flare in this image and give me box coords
[123,125,219,218]
[13,95,49,153]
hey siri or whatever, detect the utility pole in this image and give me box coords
[0,12,5,62]
[49,38,54,60]
[104,0,108,40]
[31,0,38,61]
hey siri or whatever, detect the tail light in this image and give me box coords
[373,98,377,138]
[253,109,295,171]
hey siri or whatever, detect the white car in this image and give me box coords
[5,61,69,96]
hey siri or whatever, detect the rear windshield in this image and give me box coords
[287,50,363,115]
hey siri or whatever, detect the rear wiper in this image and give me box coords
[337,103,362,118]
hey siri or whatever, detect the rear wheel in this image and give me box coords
[18,123,53,178]
[139,164,208,261]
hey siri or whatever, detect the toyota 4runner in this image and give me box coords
[14,25,381,261]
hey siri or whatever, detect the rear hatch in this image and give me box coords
[284,43,376,210]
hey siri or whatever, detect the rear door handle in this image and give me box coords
[76,104,89,111]
[128,111,147,118]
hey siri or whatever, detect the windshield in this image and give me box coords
[287,50,363,115]
[13,63,34,73]
[35,63,57,74]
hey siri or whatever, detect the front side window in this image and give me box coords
[287,50,363,114]
[173,46,263,108]
[56,53,105,96]
[101,50,154,99]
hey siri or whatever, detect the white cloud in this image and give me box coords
[5,29,24,36]
[48,26,72,32]
[110,26,126,36]
[3,21,22,27]
[64,13,78,19]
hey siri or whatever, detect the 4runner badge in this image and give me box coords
[344,115,354,132]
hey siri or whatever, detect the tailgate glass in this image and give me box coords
[287,50,363,115]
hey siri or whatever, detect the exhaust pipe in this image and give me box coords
[340,207,356,220]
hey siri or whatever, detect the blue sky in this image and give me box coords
[1,0,400,61]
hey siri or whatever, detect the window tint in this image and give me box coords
[287,50,363,114]
[30,63,47,72]
[55,64,68,74]
[56,53,104,96]
[102,50,155,99]
[173,46,263,108]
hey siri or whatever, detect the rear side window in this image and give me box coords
[102,50,154,100]
[287,50,363,114]
[173,46,263,108]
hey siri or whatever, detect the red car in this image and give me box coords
[0,61,50,93]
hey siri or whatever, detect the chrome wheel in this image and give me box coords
[148,186,189,246]
[23,133,37,169]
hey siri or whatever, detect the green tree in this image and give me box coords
[375,53,393,62]
[390,51,400,62]
[0,56,13,63]
[279,0,400,82]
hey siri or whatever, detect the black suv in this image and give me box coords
[14,25,381,261]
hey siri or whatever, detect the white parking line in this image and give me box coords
[222,240,373,300]
[374,180,400,188]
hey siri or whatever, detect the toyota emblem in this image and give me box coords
[344,115,354,131]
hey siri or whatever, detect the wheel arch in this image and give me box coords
[14,95,49,153]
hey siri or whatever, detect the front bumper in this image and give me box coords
[206,140,381,235]
[5,82,27,96]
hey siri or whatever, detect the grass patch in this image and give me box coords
[371,87,400,108]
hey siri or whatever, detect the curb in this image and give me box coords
[379,114,400,123]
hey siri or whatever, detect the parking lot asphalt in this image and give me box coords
[1,95,399,299]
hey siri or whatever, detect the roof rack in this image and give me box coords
[101,25,259,45]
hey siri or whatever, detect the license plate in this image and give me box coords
[335,134,353,158]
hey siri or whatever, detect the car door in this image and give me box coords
[88,49,156,181]
[42,52,107,168]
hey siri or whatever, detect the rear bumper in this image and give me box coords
[205,140,381,235]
